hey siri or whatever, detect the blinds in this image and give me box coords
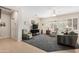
[0,9,1,18]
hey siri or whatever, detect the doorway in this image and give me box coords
[0,7,18,39]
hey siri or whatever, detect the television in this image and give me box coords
[32,24,38,29]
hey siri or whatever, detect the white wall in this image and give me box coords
[5,6,23,41]
[0,10,11,38]
[11,11,18,39]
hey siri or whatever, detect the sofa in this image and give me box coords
[57,31,78,48]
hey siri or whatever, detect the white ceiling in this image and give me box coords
[6,6,79,18]
[22,6,79,17]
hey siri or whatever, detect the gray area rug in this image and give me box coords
[23,35,75,52]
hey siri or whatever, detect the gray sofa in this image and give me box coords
[57,31,78,48]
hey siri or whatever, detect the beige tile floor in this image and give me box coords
[0,39,45,53]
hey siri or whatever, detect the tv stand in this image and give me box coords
[30,29,39,36]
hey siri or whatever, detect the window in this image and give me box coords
[68,19,72,27]
[73,18,78,30]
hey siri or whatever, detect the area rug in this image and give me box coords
[23,35,78,52]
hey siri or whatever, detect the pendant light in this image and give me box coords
[49,8,56,17]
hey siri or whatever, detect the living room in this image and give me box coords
[21,6,79,52]
[2,0,79,59]
[0,6,79,53]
